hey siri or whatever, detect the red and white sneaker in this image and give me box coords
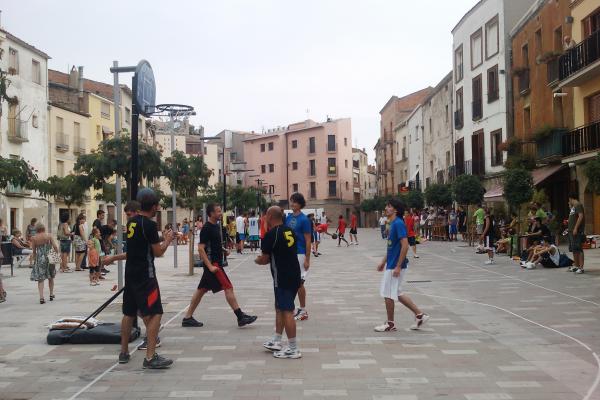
[374,321,397,332]
[410,313,430,330]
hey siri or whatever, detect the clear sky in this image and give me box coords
[1,0,477,162]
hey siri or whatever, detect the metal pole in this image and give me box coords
[131,73,139,200]
[170,118,178,269]
[222,150,227,212]
[112,61,124,289]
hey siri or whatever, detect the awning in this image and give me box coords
[409,170,419,182]
[102,126,114,135]
[484,185,504,201]
[532,164,565,186]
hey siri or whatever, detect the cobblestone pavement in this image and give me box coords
[1,229,600,400]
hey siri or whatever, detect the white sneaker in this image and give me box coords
[414,254,420,259]
[573,267,585,274]
[525,262,536,270]
[567,266,577,272]
[484,259,495,265]
[410,314,430,330]
[273,347,302,359]
[263,340,282,351]
[374,321,397,332]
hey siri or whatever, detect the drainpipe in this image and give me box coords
[285,131,289,207]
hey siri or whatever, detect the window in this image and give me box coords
[56,116,64,133]
[57,160,65,178]
[8,48,18,75]
[31,60,41,84]
[554,26,563,52]
[455,45,463,82]
[261,165,266,173]
[490,129,503,167]
[471,28,483,69]
[204,146,208,155]
[328,181,337,197]
[344,159,348,168]
[535,28,542,57]
[445,105,449,124]
[455,87,464,129]
[309,137,316,153]
[345,181,349,190]
[472,74,483,120]
[32,114,38,128]
[292,161,298,170]
[485,16,499,59]
[101,102,110,119]
[327,135,336,152]
[487,65,499,103]
[293,183,298,192]
[309,159,316,176]
[344,137,348,146]
[446,151,451,168]
[230,152,237,161]
[292,139,298,148]
[328,158,337,175]
[429,118,433,138]
[524,106,531,135]
[260,143,265,152]
[268,185,275,194]
[522,43,529,67]
[268,142,274,151]
[310,182,316,198]
[125,107,131,124]
[269,164,274,173]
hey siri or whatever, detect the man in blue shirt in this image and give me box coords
[285,192,312,321]
[375,198,429,332]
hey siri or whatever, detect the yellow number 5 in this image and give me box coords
[284,231,295,247]
[127,222,137,238]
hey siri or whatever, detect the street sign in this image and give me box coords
[135,60,156,116]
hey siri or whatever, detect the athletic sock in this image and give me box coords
[272,333,282,343]
[234,308,244,319]
[288,337,297,350]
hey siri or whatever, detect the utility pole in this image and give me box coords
[111,61,124,289]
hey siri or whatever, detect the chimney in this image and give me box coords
[68,66,78,89]
[77,66,84,98]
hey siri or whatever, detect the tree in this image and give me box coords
[360,196,388,213]
[503,168,533,213]
[0,156,38,190]
[452,174,485,205]
[584,153,600,195]
[161,150,212,211]
[401,190,424,210]
[74,135,163,197]
[36,175,89,210]
[424,184,452,207]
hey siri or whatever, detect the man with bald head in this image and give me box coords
[255,206,302,359]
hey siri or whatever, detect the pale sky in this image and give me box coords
[1,0,477,162]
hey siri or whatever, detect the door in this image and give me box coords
[471,130,484,175]
[594,194,600,234]
[587,92,600,123]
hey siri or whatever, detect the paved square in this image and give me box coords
[1,229,599,400]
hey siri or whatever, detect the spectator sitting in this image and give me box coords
[11,230,33,256]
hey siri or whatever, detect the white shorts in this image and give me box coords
[380,268,407,299]
[297,254,308,282]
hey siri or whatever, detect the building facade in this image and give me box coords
[0,28,50,233]
[407,105,424,190]
[452,0,536,188]
[243,118,354,218]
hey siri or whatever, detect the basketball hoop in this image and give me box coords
[147,103,195,118]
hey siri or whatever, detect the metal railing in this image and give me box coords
[559,29,600,81]
[537,129,567,161]
[327,165,337,176]
[73,137,86,155]
[518,69,530,94]
[7,118,28,142]
[563,121,600,157]
[5,183,31,196]
[55,132,70,151]
[454,110,464,129]
[447,165,456,181]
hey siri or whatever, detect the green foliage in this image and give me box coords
[532,188,549,206]
[36,175,90,209]
[74,135,163,193]
[162,150,212,210]
[452,174,485,205]
[360,196,386,212]
[0,68,18,105]
[401,190,424,210]
[533,124,555,141]
[503,168,533,209]
[424,184,452,207]
[196,183,272,212]
[504,153,536,170]
[0,156,38,190]
[584,153,600,195]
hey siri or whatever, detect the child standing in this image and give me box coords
[88,228,102,286]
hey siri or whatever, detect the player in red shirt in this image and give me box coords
[349,211,359,245]
[404,210,419,258]
[336,215,349,247]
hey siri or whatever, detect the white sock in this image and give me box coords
[272,333,282,343]
[288,337,297,350]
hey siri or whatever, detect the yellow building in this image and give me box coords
[557,0,600,234]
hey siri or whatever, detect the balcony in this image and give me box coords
[559,29,600,87]
[518,69,530,95]
[6,183,31,196]
[447,165,456,182]
[563,121,600,158]
[547,58,559,86]
[73,137,86,155]
[464,159,485,176]
[308,166,316,177]
[56,133,70,152]
[454,110,464,129]
[472,100,482,121]
[327,165,337,176]
[7,118,28,143]
[536,129,567,162]
[327,143,337,153]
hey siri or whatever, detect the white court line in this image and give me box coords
[422,248,600,307]
[66,254,252,400]
[406,290,600,400]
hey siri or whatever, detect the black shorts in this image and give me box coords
[274,287,297,311]
[408,236,416,246]
[349,228,357,235]
[123,278,163,317]
[198,263,233,293]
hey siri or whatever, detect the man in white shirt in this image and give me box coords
[236,213,247,254]
[379,214,388,239]
[248,212,260,252]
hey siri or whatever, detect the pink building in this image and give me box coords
[243,118,355,219]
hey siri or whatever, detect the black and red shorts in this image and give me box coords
[198,262,233,293]
[122,278,163,317]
